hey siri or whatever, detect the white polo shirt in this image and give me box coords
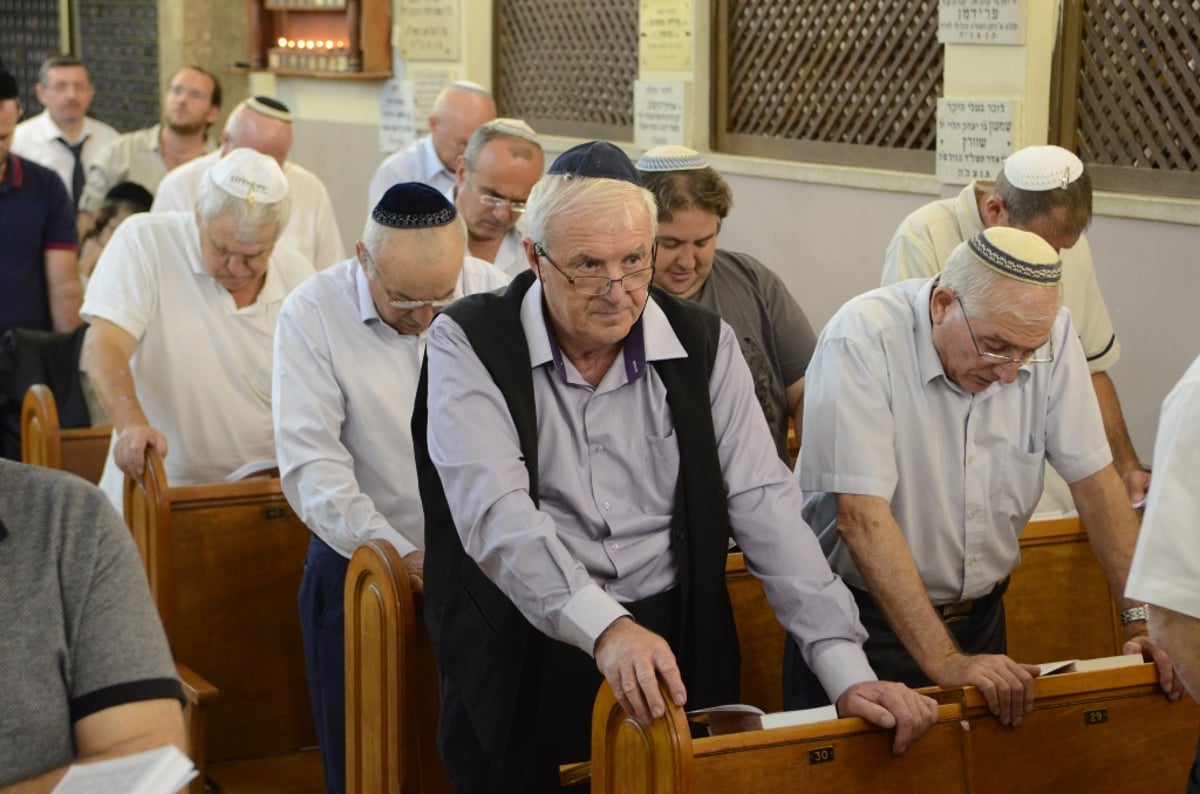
[81,211,316,508]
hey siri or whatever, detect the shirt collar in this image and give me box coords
[519,280,687,384]
[0,155,24,192]
[31,110,90,145]
[188,216,288,307]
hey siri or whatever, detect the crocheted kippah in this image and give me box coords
[480,117,539,143]
[372,182,457,228]
[547,141,640,185]
[246,95,292,123]
[635,145,708,172]
[1003,145,1084,191]
[209,148,288,205]
[967,227,1062,286]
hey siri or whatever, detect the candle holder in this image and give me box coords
[248,0,390,78]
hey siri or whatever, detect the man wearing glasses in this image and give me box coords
[450,117,544,277]
[272,182,507,794]
[786,226,1182,725]
[414,141,939,792]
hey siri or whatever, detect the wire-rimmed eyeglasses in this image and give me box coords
[956,295,1054,365]
[534,242,655,297]
[479,194,526,215]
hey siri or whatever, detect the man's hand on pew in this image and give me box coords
[402,550,425,594]
[933,653,1039,727]
[114,423,169,478]
[1123,632,1185,701]
[594,617,687,726]
[835,681,939,755]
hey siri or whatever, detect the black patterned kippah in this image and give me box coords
[967,228,1062,286]
[548,141,640,185]
[372,182,457,228]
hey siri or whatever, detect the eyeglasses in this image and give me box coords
[534,243,654,296]
[956,295,1054,365]
[360,249,456,310]
[478,194,526,215]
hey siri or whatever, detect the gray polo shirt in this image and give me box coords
[0,460,181,786]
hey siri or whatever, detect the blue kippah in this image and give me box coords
[372,182,457,228]
[547,141,640,185]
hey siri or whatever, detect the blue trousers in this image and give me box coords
[298,535,349,794]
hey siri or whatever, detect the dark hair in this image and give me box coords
[994,167,1093,232]
[39,56,88,86]
[0,69,18,102]
[81,182,154,246]
[638,167,733,222]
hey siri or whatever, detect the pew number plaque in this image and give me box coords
[938,0,1023,45]
[935,98,1018,185]
[808,745,835,765]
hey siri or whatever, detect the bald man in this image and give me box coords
[153,96,344,270]
[368,80,497,206]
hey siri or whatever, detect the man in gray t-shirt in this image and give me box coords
[0,460,185,789]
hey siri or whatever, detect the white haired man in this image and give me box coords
[81,148,314,509]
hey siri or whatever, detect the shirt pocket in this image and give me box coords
[998,442,1046,519]
[637,430,681,517]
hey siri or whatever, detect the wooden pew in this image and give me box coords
[20,383,111,483]
[125,451,323,793]
[344,540,450,794]
[726,516,1126,717]
[589,664,1199,793]
[1006,515,1123,662]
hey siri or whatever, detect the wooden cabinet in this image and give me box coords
[247,0,391,79]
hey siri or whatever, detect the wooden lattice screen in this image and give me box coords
[493,0,637,140]
[716,0,941,171]
[76,0,161,131]
[0,1,61,118]
[1054,0,1200,197]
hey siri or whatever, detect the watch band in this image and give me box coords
[1120,605,1149,625]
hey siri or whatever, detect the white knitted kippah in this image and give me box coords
[636,145,709,172]
[208,148,289,205]
[482,117,539,143]
[968,227,1062,286]
[1003,145,1084,191]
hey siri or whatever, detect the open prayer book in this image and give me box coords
[52,745,196,793]
[686,703,840,736]
[1036,653,1145,677]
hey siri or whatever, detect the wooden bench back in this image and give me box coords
[124,452,317,764]
[345,540,450,794]
[20,383,111,483]
[589,664,1199,793]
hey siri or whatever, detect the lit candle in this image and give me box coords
[287,40,296,48]
[336,40,345,49]
[325,40,334,49]
[277,37,287,48]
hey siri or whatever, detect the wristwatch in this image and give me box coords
[1120,605,1149,626]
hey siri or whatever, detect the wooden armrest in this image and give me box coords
[558,761,591,787]
[176,662,220,705]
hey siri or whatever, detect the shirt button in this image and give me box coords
[603,501,611,511]
[967,456,975,465]
[610,541,620,550]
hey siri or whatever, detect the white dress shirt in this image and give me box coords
[12,111,118,198]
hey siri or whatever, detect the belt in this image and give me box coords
[932,577,1010,625]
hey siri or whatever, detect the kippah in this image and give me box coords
[105,181,154,209]
[247,95,292,123]
[1002,145,1084,191]
[967,227,1062,286]
[0,70,17,101]
[547,141,640,185]
[209,147,289,205]
[450,80,493,98]
[372,182,457,228]
[636,145,708,172]
[481,117,538,144]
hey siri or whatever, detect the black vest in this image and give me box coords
[412,270,740,764]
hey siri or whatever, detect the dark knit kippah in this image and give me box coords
[372,182,457,228]
[966,227,1062,286]
[105,181,154,209]
[548,141,640,185]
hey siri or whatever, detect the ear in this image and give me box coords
[929,285,956,326]
[355,241,367,270]
[455,155,467,185]
[205,104,221,126]
[522,237,542,276]
[981,194,1008,227]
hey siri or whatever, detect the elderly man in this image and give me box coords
[415,141,938,792]
[12,56,118,207]
[273,183,508,794]
[882,145,1149,510]
[153,96,344,270]
[788,227,1181,725]
[0,68,82,337]
[81,148,313,510]
[367,80,495,205]
[0,460,185,790]
[637,145,816,462]
[451,117,543,276]
[1126,353,1200,792]
[79,66,221,227]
